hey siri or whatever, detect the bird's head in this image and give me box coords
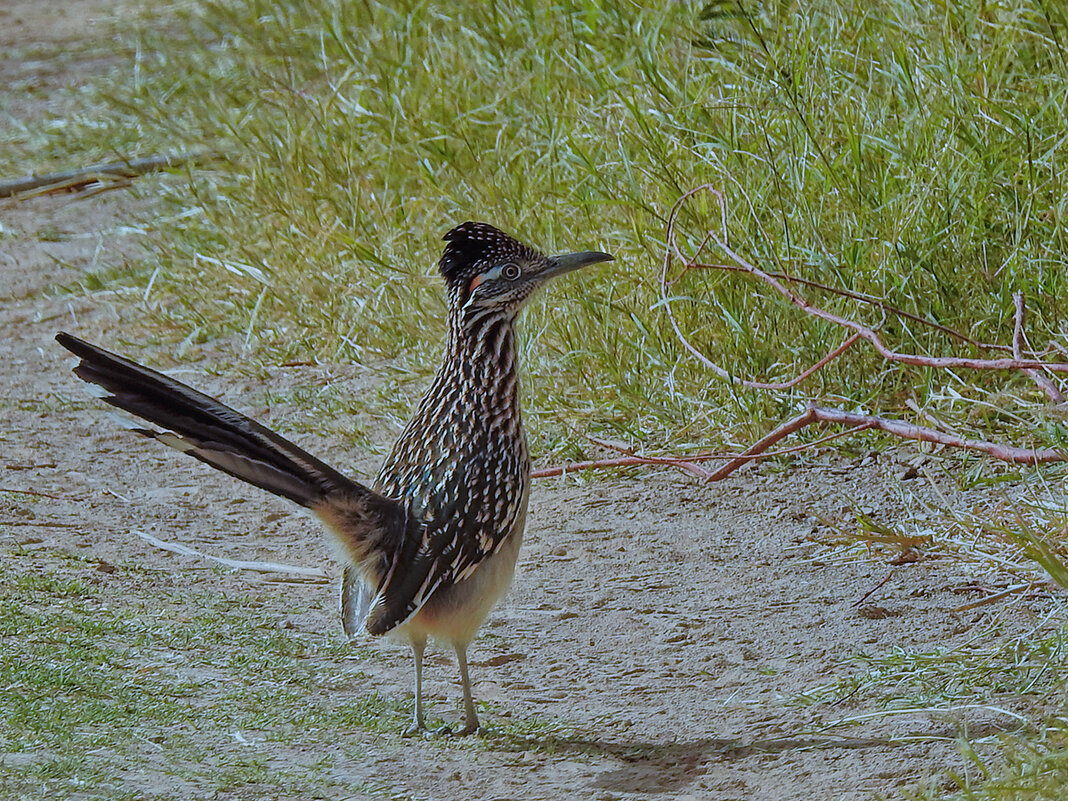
[439,222,613,318]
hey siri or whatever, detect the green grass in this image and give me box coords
[787,622,1068,799]
[0,5,151,180]
[0,551,583,799]
[794,625,1068,711]
[55,0,1067,456]
[0,555,399,799]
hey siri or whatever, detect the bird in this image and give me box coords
[56,221,613,736]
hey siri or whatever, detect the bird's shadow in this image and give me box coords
[482,729,966,794]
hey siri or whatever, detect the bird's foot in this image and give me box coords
[453,718,486,737]
[401,722,467,738]
[401,721,428,738]
[401,719,485,738]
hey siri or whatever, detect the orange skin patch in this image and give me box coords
[469,274,485,293]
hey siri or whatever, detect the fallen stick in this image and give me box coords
[532,420,872,480]
[852,571,894,608]
[705,404,1066,482]
[539,187,1068,485]
[680,261,1018,354]
[0,151,211,198]
[534,402,1067,482]
[132,529,329,580]
[951,582,1040,613]
[0,486,74,500]
[532,453,712,480]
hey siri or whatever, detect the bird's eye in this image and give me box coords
[501,263,521,280]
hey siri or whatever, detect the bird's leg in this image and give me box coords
[402,636,428,737]
[454,643,481,736]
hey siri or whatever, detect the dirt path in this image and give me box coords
[2,3,1059,800]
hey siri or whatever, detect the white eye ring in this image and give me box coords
[501,263,521,280]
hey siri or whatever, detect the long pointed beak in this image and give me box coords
[541,250,614,280]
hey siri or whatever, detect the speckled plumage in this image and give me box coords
[358,231,533,636]
[57,221,612,735]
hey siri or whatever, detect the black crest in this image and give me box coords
[439,222,540,284]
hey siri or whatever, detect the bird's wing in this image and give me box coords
[363,457,526,636]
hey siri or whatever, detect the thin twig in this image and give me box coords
[532,454,713,480]
[744,332,862,391]
[713,239,1068,372]
[809,406,1066,465]
[707,404,1066,482]
[663,185,1068,376]
[132,529,330,580]
[951,582,1040,613]
[1013,293,1064,403]
[704,408,822,481]
[0,487,74,500]
[538,399,1066,483]
[583,437,713,479]
[546,187,1068,486]
[852,571,894,607]
[0,151,213,198]
[684,261,1016,354]
[532,421,874,480]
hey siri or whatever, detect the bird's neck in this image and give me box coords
[439,308,520,410]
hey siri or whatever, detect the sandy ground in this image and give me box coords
[2,2,1062,800]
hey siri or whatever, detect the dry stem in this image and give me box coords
[661,185,1068,382]
[535,186,1067,483]
[1013,293,1065,403]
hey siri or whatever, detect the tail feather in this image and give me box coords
[55,332,409,589]
[56,331,349,506]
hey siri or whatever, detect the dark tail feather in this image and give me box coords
[57,332,417,635]
[57,331,357,508]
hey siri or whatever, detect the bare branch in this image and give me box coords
[532,454,713,480]
[704,407,820,481]
[685,261,1017,354]
[951,582,1041,613]
[533,419,874,480]
[0,152,212,198]
[659,192,861,391]
[719,241,1068,373]
[744,332,861,391]
[1013,293,1065,403]
[852,572,894,608]
[806,406,1066,464]
[535,404,1066,484]
[0,486,74,500]
[663,185,1068,375]
[546,186,1068,487]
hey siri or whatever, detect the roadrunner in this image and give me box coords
[56,222,612,735]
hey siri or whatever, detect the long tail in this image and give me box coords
[55,332,408,583]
